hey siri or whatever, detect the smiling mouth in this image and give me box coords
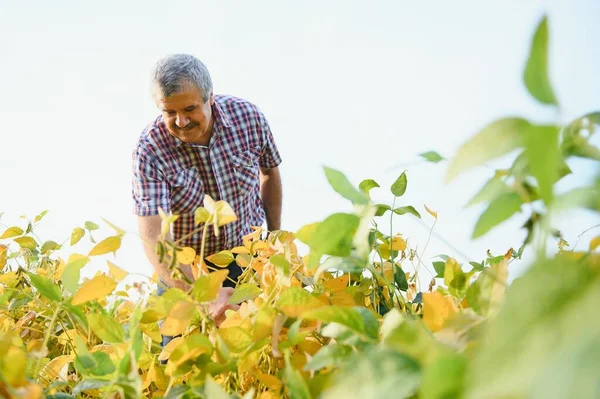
[181,123,198,131]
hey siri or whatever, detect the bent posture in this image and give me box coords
[132,54,283,328]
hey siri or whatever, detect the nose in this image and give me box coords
[175,113,190,128]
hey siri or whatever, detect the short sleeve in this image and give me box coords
[132,149,170,216]
[258,116,282,169]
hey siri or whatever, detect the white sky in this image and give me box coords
[1,0,599,290]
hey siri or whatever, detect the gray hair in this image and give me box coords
[151,54,213,102]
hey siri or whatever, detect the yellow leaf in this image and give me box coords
[158,208,179,237]
[276,287,325,318]
[0,226,23,239]
[190,270,229,302]
[324,275,349,293]
[253,307,276,341]
[378,242,391,259]
[71,274,117,305]
[70,227,85,246]
[176,247,196,265]
[146,361,168,390]
[390,236,407,251]
[206,250,235,268]
[88,236,121,256]
[101,218,126,236]
[214,200,237,227]
[590,236,600,251]
[231,246,250,254]
[424,204,438,219]
[0,271,18,284]
[0,244,7,271]
[14,236,37,250]
[53,258,66,282]
[257,373,283,391]
[422,292,458,332]
[219,326,253,353]
[165,334,213,375]
[56,329,87,346]
[194,207,211,225]
[236,253,252,268]
[158,336,184,362]
[160,300,196,336]
[107,261,128,282]
[40,355,72,384]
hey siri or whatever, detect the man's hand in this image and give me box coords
[209,287,240,327]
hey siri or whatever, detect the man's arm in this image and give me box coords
[260,166,282,231]
[137,215,194,291]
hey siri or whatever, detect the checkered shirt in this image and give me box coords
[132,94,282,256]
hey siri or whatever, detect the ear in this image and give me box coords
[209,92,215,106]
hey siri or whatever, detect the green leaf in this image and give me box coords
[285,352,313,399]
[524,125,560,204]
[74,351,116,377]
[40,240,60,255]
[446,118,530,182]
[390,171,408,197]
[85,221,99,231]
[228,283,261,304]
[374,204,391,217]
[380,309,445,364]
[191,270,229,303]
[359,179,380,199]
[466,176,511,207]
[323,166,369,204]
[307,213,361,267]
[305,306,379,340]
[87,313,125,343]
[304,344,352,371]
[204,375,233,399]
[73,379,114,396]
[28,272,62,302]
[420,354,467,399]
[473,192,524,239]
[432,261,445,278]
[523,15,558,105]
[466,259,508,317]
[393,206,421,219]
[70,227,85,246]
[270,254,290,275]
[469,261,485,272]
[465,257,600,398]
[0,226,23,239]
[296,222,320,246]
[14,236,37,250]
[419,151,444,163]
[62,257,90,294]
[33,210,49,223]
[394,265,409,291]
[322,349,420,399]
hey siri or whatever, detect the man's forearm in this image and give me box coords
[260,168,282,231]
[138,216,193,291]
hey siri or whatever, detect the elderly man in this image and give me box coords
[132,54,282,323]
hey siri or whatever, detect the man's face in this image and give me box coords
[156,84,214,144]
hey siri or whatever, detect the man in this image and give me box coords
[132,53,283,326]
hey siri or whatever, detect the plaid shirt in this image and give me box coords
[132,94,282,257]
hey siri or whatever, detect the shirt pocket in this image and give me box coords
[166,168,204,215]
[231,149,260,197]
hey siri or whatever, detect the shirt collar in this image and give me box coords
[163,100,231,148]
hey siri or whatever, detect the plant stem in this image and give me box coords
[34,302,62,380]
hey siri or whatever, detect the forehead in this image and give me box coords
[156,85,205,110]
